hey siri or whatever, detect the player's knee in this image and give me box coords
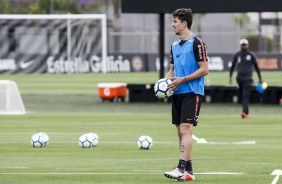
[242,93,249,98]
[179,124,192,135]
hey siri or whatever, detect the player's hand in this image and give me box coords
[259,79,263,83]
[167,77,183,91]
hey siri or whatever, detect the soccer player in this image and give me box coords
[164,8,208,181]
[229,38,263,119]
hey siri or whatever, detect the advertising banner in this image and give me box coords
[1,52,282,74]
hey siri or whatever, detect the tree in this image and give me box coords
[245,35,273,52]
[0,0,9,13]
[193,13,205,37]
[29,0,80,14]
[112,0,121,52]
[233,13,250,37]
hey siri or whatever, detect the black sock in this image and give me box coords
[185,160,193,174]
[177,159,186,171]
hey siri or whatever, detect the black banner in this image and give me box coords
[122,0,282,13]
[0,53,281,74]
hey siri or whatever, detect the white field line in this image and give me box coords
[208,141,256,145]
[196,172,245,175]
[0,132,120,135]
[192,134,201,141]
[271,175,280,184]
[271,169,282,184]
[0,141,173,144]
[0,166,28,169]
[0,172,245,175]
[0,140,256,145]
[192,134,256,145]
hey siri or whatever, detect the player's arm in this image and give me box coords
[182,62,208,83]
[182,37,208,82]
[252,54,262,82]
[165,46,174,79]
[229,54,237,84]
[166,64,174,79]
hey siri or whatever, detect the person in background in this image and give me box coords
[164,8,208,181]
[229,38,263,119]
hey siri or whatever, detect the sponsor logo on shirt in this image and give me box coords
[198,45,203,60]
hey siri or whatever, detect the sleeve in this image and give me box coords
[252,54,262,81]
[170,46,174,64]
[229,53,237,78]
[193,37,208,62]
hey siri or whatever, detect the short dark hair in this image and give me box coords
[172,8,193,30]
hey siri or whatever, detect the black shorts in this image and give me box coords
[171,92,202,126]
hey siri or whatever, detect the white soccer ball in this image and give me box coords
[38,132,49,145]
[78,133,99,148]
[137,135,153,150]
[87,133,99,147]
[154,78,174,99]
[31,133,48,148]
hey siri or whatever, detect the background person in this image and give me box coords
[229,38,263,119]
[163,8,208,181]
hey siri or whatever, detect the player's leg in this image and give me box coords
[164,127,186,180]
[179,123,193,161]
[237,79,243,104]
[181,94,201,181]
[165,124,195,181]
[164,95,186,180]
[237,79,248,118]
[242,80,252,118]
[183,132,195,181]
[164,93,199,181]
[176,125,181,150]
[179,123,195,181]
[172,95,182,150]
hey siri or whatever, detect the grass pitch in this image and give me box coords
[0,72,281,184]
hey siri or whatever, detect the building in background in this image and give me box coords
[0,0,281,74]
[0,0,281,54]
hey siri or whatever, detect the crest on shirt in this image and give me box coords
[246,55,251,60]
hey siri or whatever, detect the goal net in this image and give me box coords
[0,80,26,115]
[0,14,107,74]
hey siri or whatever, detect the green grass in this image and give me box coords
[1,71,281,96]
[0,72,281,184]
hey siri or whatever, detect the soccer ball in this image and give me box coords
[154,78,174,99]
[38,132,49,145]
[87,133,99,147]
[78,134,92,148]
[137,135,153,150]
[78,133,99,148]
[31,133,48,148]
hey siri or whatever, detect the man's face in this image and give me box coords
[172,17,184,35]
[240,44,249,51]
